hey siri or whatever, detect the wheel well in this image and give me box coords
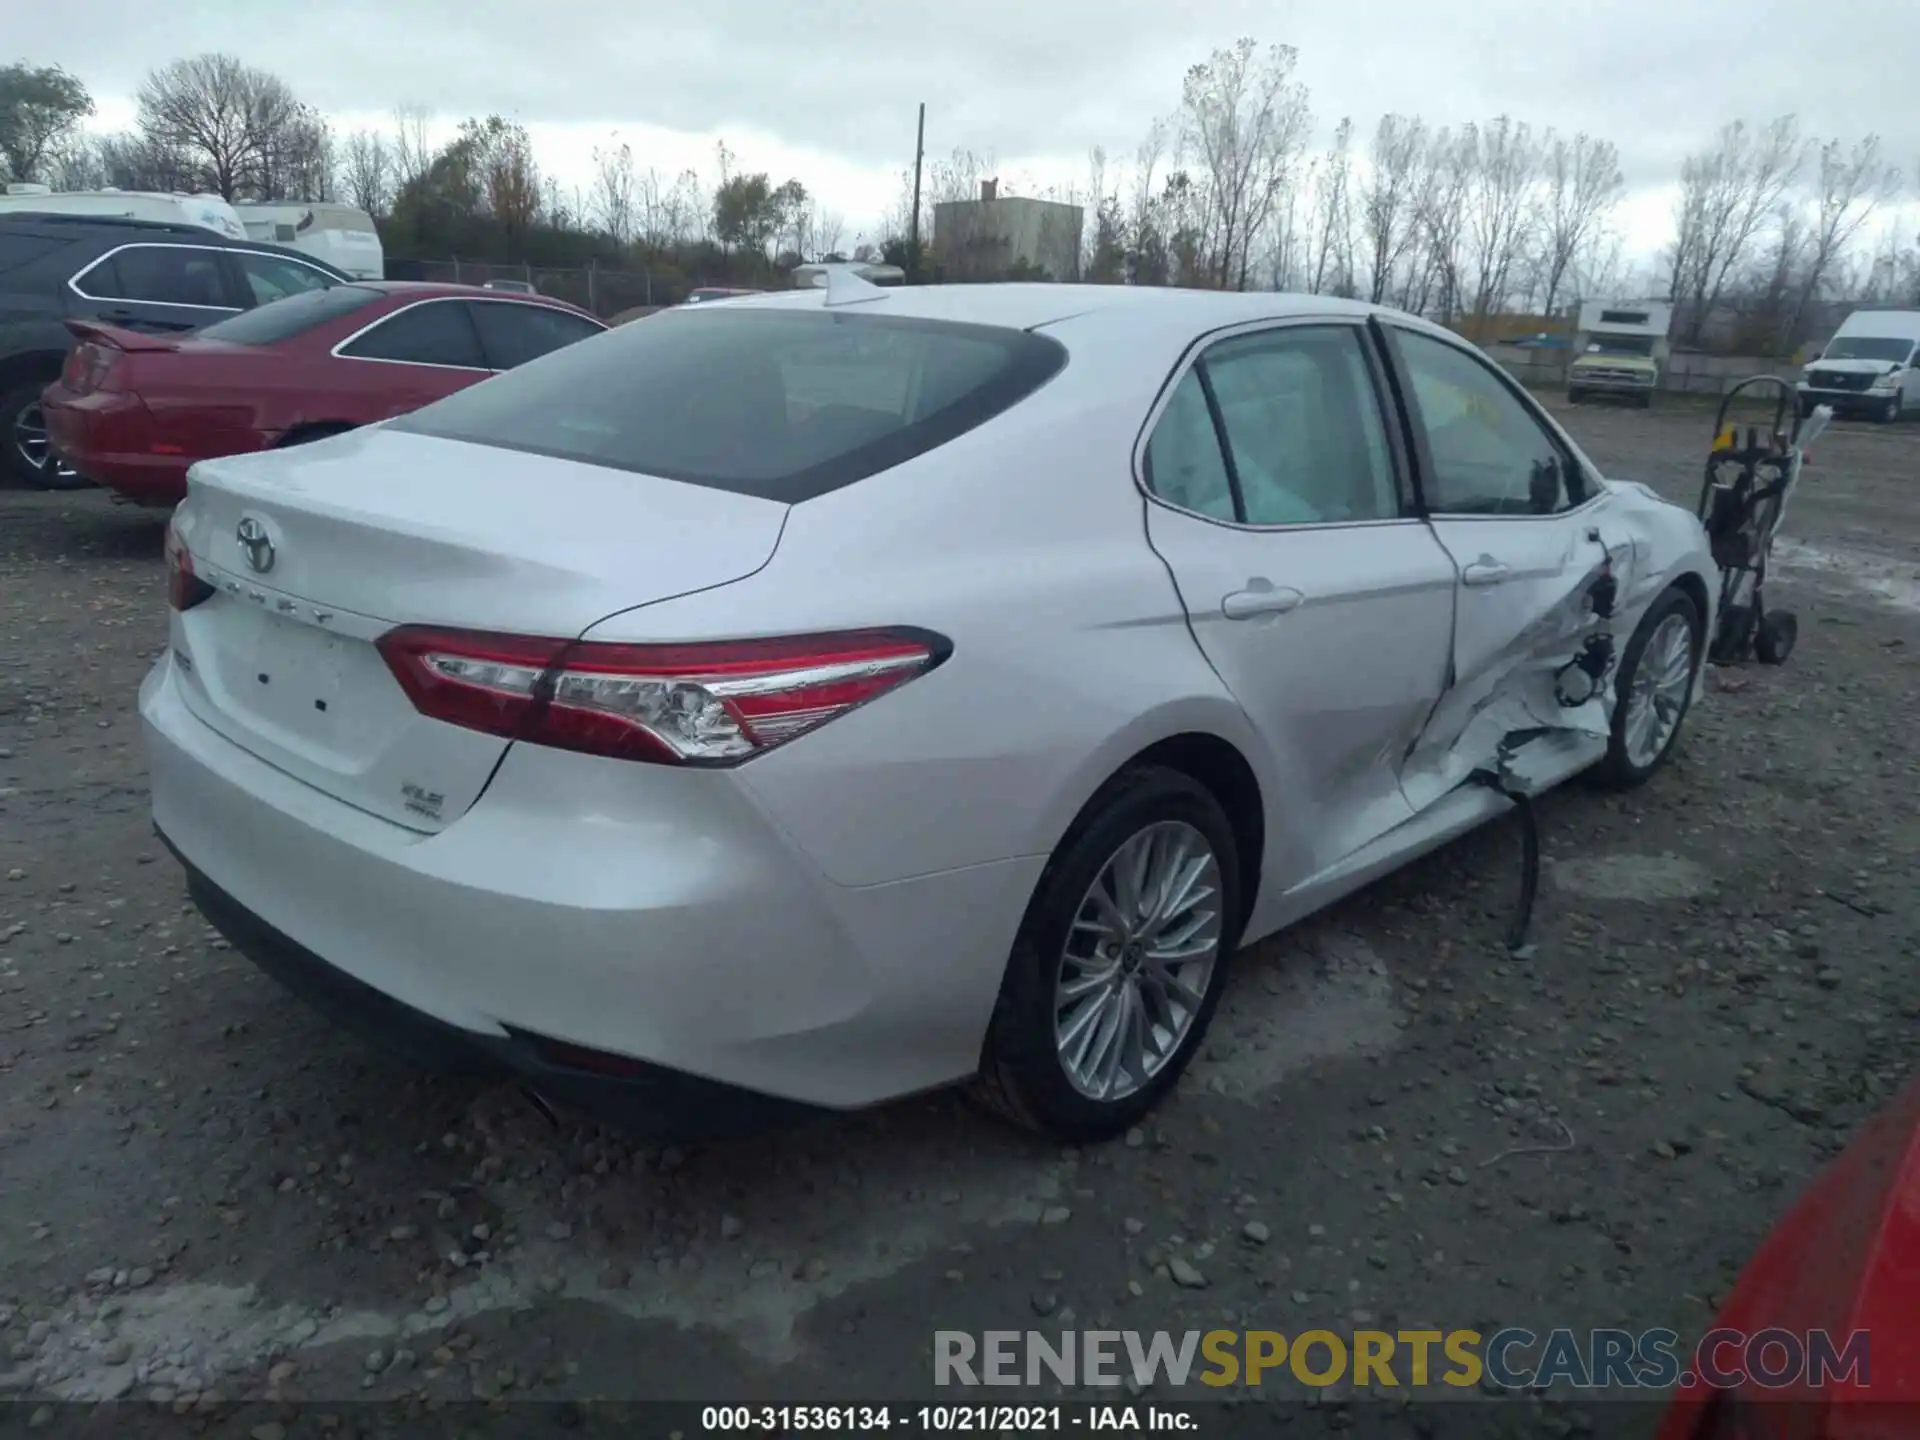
[1668,570,1710,631]
[0,349,66,398]
[1120,733,1264,929]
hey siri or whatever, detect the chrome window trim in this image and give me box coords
[330,295,606,372]
[67,242,244,312]
[1131,313,1428,535]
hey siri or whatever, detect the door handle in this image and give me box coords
[1461,559,1512,587]
[1222,584,1305,620]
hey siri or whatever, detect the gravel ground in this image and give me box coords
[1,396,1916,1437]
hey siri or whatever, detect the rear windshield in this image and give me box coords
[196,285,385,345]
[389,307,1068,501]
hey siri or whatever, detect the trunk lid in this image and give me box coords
[169,427,788,831]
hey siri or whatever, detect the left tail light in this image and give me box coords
[375,625,950,765]
[61,342,124,396]
[165,521,214,612]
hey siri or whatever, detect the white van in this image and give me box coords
[1800,310,1920,423]
[233,202,383,280]
[0,183,247,239]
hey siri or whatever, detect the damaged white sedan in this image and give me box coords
[143,278,1716,1146]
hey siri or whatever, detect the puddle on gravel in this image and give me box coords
[1548,853,1715,902]
[1773,539,1920,615]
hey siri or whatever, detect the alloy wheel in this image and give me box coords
[1624,612,1695,768]
[10,400,79,486]
[1052,820,1223,1102]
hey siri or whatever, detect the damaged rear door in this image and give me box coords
[1380,323,1632,812]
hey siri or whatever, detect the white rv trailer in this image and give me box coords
[0,183,247,239]
[233,202,384,280]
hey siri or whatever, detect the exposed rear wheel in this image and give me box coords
[973,765,1241,1143]
[2,383,89,490]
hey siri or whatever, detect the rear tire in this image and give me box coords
[973,765,1242,1143]
[1588,586,1703,791]
[1755,611,1797,665]
[1,381,90,490]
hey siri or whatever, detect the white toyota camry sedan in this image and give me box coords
[142,277,1717,1143]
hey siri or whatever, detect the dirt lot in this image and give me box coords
[1,397,1917,1436]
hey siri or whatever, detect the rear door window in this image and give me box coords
[468,301,606,370]
[389,307,1067,501]
[338,300,487,369]
[78,245,235,309]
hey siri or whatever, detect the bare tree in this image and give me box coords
[1410,124,1476,318]
[136,54,303,200]
[258,103,332,201]
[340,129,392,216]
[1787,136,1900,339]
[808,209,845,260]
[591,137,638,246]
[1359,114,1426,303]
[1668,117,1805,344]
[1463,115,1540,324]
[1306,117,1355,294]
[1537,131,1623,319]
[391,106,435,193]
[1175,38,1313,289]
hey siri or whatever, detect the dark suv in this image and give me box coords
[0,213,352,489]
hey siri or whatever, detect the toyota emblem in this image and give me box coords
[236,517,275,574]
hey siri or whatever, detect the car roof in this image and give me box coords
[717,282,1453,355]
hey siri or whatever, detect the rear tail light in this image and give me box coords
[375,626,949,765]
[165,521,214,612]
[61,342,123,396]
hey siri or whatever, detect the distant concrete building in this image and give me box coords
[932,182,1083,282]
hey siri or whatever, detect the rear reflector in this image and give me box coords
[165,521,214,612]
[376,625,949,765]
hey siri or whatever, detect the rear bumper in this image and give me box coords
[164,833,822,1140]
[140,652,1033,1121]
[41,385,189,504]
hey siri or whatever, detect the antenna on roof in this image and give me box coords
[822,264,888,309]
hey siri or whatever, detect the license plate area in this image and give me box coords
[194,599,404,766]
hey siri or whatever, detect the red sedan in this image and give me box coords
[40,282,607,506]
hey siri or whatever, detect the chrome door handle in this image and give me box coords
[1461,559,1512,587]
[1222,585,1305,620]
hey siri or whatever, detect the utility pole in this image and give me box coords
[909,103,925,279]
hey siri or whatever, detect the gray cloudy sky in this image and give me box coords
[17,0,1920,253]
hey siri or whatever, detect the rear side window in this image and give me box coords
[197,286,383,345]
[469,301,605,370]
[389,308,1068,501]
[338,300,487,369]
[234,249,340,305]
[80,246,232,308]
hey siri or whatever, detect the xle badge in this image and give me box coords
[401,783,445,821]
